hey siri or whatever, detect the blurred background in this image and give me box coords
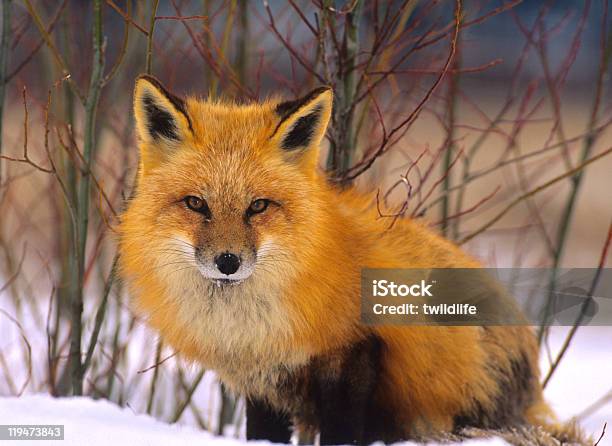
[0,0,610,442]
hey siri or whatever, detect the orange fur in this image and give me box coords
[119,76,564,441]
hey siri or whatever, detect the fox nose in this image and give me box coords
[215,252,241,276]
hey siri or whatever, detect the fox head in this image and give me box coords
[121,75,333,298]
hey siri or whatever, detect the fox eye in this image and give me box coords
[248,199,270,215]
[184,196,211,217]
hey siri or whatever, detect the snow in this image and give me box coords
[0,395,254,446]
[0,395,509,446]
[542,326,612,441]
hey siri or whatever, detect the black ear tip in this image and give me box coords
[301,86,332,103]
[315,86,332,94]
[274,86,333,119]
[136,74,166,91]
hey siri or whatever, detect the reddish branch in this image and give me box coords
[105,0,149,35]
[6,0,68,82]
[343,0,463,182]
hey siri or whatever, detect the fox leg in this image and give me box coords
[311,336,383,445]
[314,379,366,445]
[246,398,292,442]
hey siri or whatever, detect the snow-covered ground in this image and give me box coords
[0,395,243,446]
[0,395,511,446]
[0,327,609,445]
[541,327,611,440]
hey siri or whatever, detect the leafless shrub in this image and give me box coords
[0,0,610,437]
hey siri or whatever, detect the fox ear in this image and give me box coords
[133,75,192,147]
[272,87,332,157]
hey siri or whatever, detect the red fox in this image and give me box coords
[119,75,583,445]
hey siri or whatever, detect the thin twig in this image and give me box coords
[0,308,32,396]
[23,0,85,103]
[137,351,177,374]
[5,0,67,82]
[103,0,131,85]
[594,423,607,446]
[542,218,612,388]
[171,369,205,423]
[146,340,163,415]
[343,0,462,182]
[105,0,148,35]
[82,256,118,375]
[0,0,12,191]
[459,146,612,245]
[146,0,160,74]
